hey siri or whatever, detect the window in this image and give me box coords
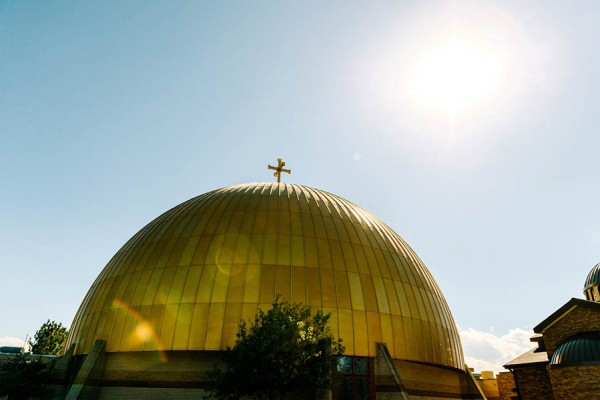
[335,356,373,400]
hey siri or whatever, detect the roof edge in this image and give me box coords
[534,298,600,333]
[503,347,549,368]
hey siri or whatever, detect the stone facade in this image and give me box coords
[38,340,482,400]
[476,380,498,400]
[473,371,499,400]
[512,365,554,400]
[548,365,600,399]
[541,304,600,357]
[496,372,516,400]
[505,298,600,399]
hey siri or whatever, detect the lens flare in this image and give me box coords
[112,299,168,362]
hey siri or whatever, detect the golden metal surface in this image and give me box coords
[66,183,464,369]
[267,158,291,183]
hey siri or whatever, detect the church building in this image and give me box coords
[504,263,600,399]
[50,161,485,399]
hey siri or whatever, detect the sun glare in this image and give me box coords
[355,4,557,169]
[407,38,505,116]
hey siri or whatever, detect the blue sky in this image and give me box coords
[1,1,599,372]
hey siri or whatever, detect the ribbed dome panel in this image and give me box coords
[550,332,600,366]
[66,183,464,369]
[584,262,600,290]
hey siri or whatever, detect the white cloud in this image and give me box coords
[459,327,535,374]
[0,336,26,348]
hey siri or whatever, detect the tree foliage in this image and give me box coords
[207,297,345,400]
[29,320,68,356]
[0,355,52,398]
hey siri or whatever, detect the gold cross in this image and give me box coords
[267,158,291,183]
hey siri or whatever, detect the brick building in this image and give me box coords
[495,372,516,400]
[472,370,500,400]
[503,262,600,399]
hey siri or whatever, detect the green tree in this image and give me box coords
[207,297,345,400]
[29,320,68,355]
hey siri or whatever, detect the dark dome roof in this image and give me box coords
[584,262,600,290]
[550,332,600,367]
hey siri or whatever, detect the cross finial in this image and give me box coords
[267,158,291,183]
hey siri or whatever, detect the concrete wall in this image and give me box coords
[98,350,220,387]
[392,360,483,399]
[476,378,499,400]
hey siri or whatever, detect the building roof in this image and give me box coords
[550,332,600,367]
[504,347,549,368]
[533,298,600,333]
[66,182,464,369]
[0,346,22,354]
[530,333,543,341]
[584,262,600,290]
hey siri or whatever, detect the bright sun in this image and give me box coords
[358,4,543,139]
[407,37,505,116]
[355,4,556,169]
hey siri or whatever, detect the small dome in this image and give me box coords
[584,263,600,291]
[550,332,600,367]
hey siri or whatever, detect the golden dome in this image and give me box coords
[67,183,464,369]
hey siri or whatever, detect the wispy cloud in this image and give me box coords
[459,327,534,374]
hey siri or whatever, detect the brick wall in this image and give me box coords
[98,387,206,399]
[543,306,600,357]
[375,392,405,400]
[496,371,516,400]
[513,365,554,400]
[549,366,600,399]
